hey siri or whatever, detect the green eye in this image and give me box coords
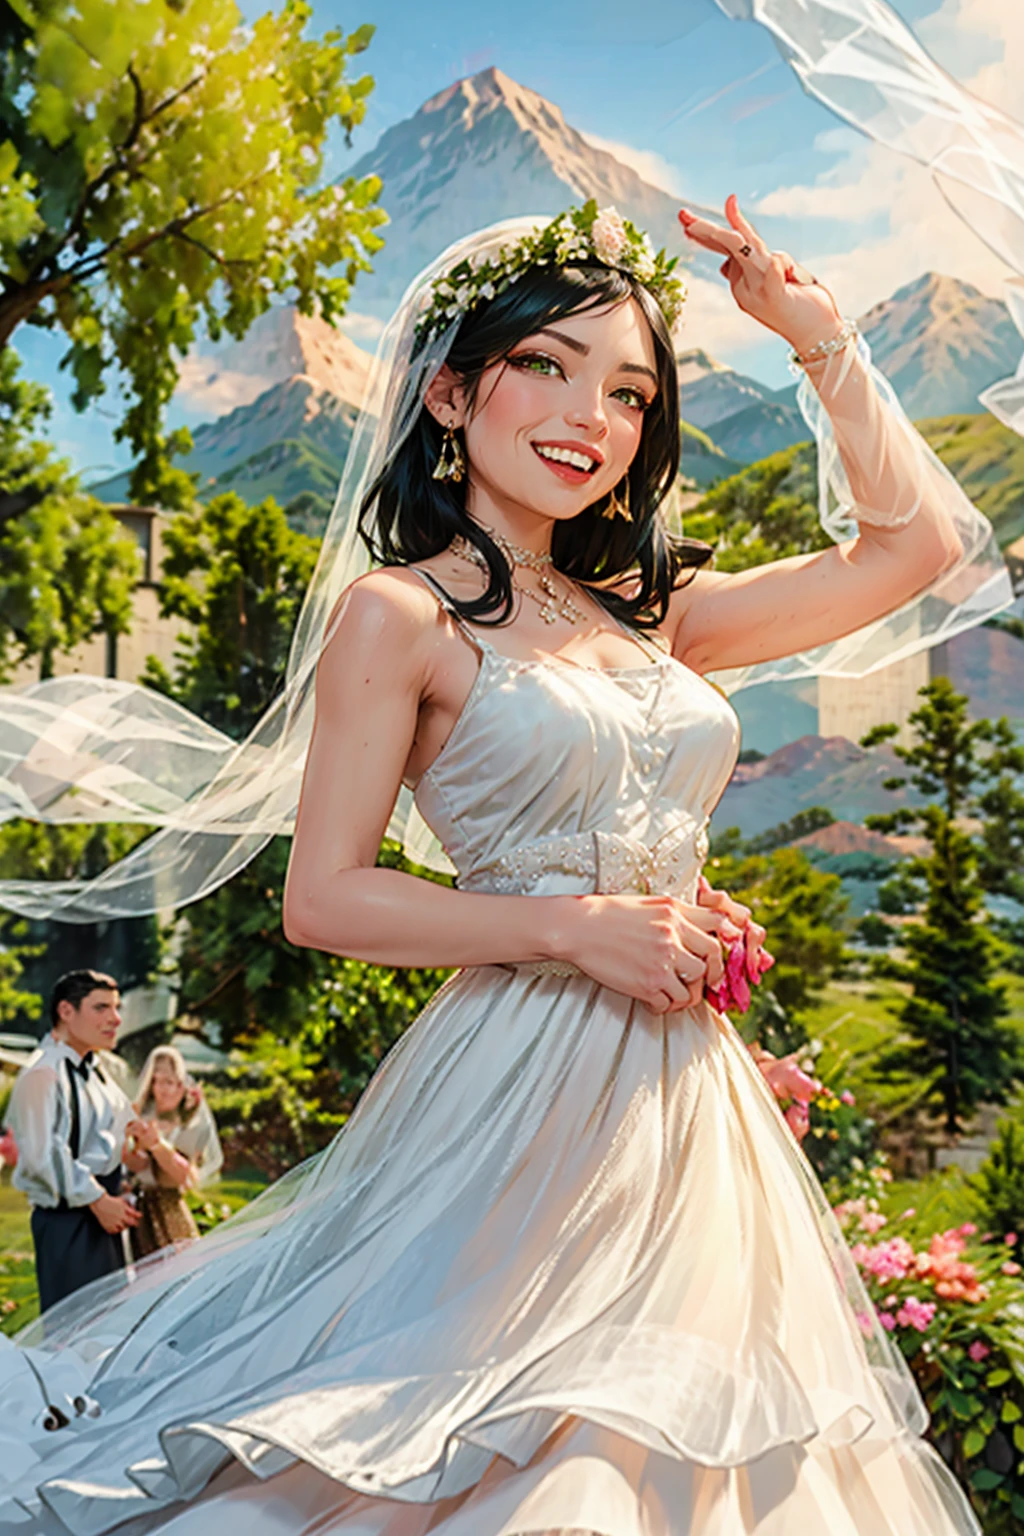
[613,386,651,412]
[510,351,563,377]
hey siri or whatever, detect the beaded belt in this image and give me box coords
[460,818,709,899]
[460,821,710,978]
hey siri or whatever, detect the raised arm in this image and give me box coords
[666,199,964,675]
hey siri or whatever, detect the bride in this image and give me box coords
[0,197,999,1534]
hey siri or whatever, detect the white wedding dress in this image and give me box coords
[0,585,981,1535]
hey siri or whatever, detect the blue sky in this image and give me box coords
[13,0,1017,478]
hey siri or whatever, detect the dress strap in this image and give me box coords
[607,610,670,665]
[407,566,492,657]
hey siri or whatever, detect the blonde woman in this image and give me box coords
[126,1046,223,1257]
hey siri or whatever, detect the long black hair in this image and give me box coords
[359,262,711,629]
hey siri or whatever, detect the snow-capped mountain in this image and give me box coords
[859,273,1019,419]
[344,66,715,316]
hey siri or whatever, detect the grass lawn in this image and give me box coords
[0,1169,268,1337]
[803,968,1024,1127]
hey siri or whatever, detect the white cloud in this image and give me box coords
[578,130,686,197]
[747,1,1023,316]
[338,310,386,345]
[175,354,276,417]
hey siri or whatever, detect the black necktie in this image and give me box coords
[70,1052,106,1084]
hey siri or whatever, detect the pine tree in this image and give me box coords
[863,678,1023,1133]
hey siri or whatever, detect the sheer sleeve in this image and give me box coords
[8,1067,104,1209]
[710,333,1013,695]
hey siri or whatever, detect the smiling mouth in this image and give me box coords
[532,443,602,480]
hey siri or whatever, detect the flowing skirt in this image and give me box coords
[0,966,980,1535]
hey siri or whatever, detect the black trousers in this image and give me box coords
[31,1168,125,1315]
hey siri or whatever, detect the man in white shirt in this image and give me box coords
[7,969,141,1313]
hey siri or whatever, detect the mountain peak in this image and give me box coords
[858,270,1018,417]
[175,305,371,419]
[676,347,732,385]
[345,68,715,316]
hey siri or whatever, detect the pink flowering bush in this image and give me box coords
[833,1172,1024,1532]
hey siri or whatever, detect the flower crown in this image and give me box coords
[417,201,687,343]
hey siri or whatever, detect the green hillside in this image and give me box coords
[918,413,1024,549]
[690,412,1024,562]
[678,418,745,487]
[209,437,342,526]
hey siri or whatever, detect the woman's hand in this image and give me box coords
[696,875,770,978]
[128,1117,160,1153]
[679,194,841,357]
[552,892,745,1014]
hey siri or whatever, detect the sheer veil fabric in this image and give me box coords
[0,603,985,1534]
[0,0,1018,919]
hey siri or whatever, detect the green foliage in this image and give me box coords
[0,0,384,497]
[141,491,318,739]
[685,414,1024,574]
[973,1118,1024,1242]
[918,413,1024,552]
[706,841,848,1051]
[743,805,835,856]
[838,1192,1024,1535]
[0,820,160,1025]
[862,679,1024,1132]
[0,348,139,678]
[203,1031,345,1178]
[685,443,831,569]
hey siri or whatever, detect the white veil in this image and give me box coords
[0,0,1018,918]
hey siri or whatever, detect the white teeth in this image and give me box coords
[535,444,597,472]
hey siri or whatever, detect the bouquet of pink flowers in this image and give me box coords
[705,935,774,1015]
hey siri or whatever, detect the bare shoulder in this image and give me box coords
[316,567,447,699]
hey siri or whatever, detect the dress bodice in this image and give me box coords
[411,582,740,901]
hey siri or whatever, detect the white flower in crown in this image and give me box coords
[590,207,628,265]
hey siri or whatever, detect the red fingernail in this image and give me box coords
[678,208,695,225]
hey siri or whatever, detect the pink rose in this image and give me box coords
[968,1341,991,1362]
[1005,1233,1018,1246]
[1001,1261,1021,1277]
[860,1211,887,1235]
[959,1223,977,1237]
[590,208,627,264]
[877,1311,896,1331]
[840,1089,856,1106]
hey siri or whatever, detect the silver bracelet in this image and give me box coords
[791,319,858,368]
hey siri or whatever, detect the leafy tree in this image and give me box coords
[862,678,1024,1133]
[686,444,831,569]
[744,805,834,856]
[705,840,848,1051]
[0,347,138,678]
[0,818,160,1032]
[0,0,384,500]
[141,491,318,739]
[973,1116,1024,1242]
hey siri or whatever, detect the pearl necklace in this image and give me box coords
[450,532,587,627]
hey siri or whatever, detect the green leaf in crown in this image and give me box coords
[417,204,687,342]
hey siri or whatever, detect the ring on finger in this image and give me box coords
[738,243,753,257]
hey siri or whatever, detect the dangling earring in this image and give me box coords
[432,420,465,484]
[602,478,633,522]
